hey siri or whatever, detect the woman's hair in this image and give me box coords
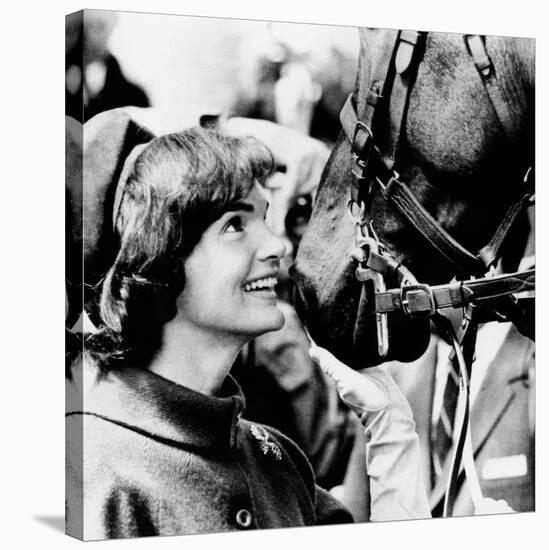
[82,127,275,372]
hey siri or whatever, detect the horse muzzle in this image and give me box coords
[291,251,431,370]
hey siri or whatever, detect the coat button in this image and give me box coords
[235,508,253,529]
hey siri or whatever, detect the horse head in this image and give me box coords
[292,28,534,369]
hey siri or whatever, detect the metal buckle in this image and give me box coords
[400,283,436,317]
[351,122,373,181]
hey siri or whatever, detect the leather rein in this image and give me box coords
[339,30,535,516]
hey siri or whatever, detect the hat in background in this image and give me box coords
[66,108,155,328]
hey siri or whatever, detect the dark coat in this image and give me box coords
[66,363,352,541]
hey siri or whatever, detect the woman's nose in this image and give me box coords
[258,225,287,261]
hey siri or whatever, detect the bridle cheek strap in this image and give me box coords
[465,34,520,142]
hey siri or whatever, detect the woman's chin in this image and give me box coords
[271,309,286,332]
[249,308,286,336]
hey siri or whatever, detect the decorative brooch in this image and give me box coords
[250,424,282,461]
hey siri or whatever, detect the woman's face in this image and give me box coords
[175,184,287,340]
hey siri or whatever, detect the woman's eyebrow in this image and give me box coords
[225,202,254,213]
[225,200,270,214]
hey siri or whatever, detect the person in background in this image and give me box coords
[66,11,149,122]
[232,23,356,145]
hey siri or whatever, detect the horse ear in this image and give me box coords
[66,108,155,328]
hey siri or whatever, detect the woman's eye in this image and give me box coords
[225,217,244,233]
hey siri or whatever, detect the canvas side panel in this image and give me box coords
[65,353,84,540]
[66,11,84,535]
[66,11,83,122]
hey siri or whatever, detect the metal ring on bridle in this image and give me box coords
[347,199,367,226]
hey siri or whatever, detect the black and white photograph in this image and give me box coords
[3,1,546,549]
[64,5,536,541]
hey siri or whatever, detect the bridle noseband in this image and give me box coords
[340,30,534,516]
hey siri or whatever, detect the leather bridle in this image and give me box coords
[339,30,535,516]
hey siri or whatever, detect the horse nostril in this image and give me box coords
[288,261,297,279]
[288,260,304,283]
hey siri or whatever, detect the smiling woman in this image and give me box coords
[90,127,284,390]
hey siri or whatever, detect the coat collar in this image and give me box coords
[66,362,246,452]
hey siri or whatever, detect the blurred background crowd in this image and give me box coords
[66,10,358,143]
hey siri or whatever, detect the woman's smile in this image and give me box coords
[243,274,278,298]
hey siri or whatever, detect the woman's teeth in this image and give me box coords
[243,277,277,292]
